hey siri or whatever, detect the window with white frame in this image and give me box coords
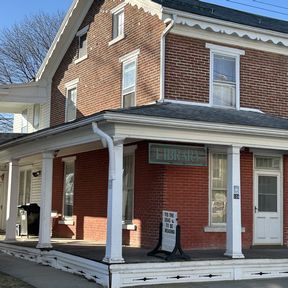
[65,79,78,122]
[112,4,125,40]
[123,147,136,224]
[120,50,139,108]
[210,152,227,225]
[62,157,75,219]
[33,104,40,130]
[206,43,245,109]
[18,169,32,206]
[75,25,88,62]
[21,109,28,133]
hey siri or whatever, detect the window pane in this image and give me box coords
[255,157,280,170]
[258,176,277,212]
[18,171,25,205]
[33,104,40,130]
[214,55,236,83]
[78,33,87,59]
[113,11,124,39]
[123,92,135,108]
[123,61,136,91]
[211,153,227,224]
[123,154,134,223]
[64,162,75,217]
[66,88,77,122]
[213,83,236,107]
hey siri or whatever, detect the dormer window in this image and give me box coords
[206,43,245,109]
[75,25,89,64]
[109,3,126,46]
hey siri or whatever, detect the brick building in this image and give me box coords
[1,0,288,276]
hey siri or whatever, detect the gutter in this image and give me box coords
[159,18,175,102]
[92,122,115,179]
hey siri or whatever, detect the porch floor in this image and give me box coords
[4,237,288,264]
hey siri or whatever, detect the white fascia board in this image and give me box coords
[163,7,288,47]
[0,82,48,104]
[125,0,162,18]
[36,0,94,81]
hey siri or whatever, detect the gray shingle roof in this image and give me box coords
[152,0,288,34]
[110,102,288,130]
[0,133,23,145]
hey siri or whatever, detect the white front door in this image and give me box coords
[254,171,282,245]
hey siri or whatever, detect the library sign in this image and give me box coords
[149,143,207,166]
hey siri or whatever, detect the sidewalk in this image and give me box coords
[0,252,98,288]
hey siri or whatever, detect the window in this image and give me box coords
[120,50,140,108]
[33,104,40,130]
[75,25,88,63]
[123,148,135,224]
[18,169,32,206]
[21,109,28,133]
[62,158,75,219]
[210,152,227,225]
[113,9,124,39]
[206,43,245,109]
[65,79,79,122]
[255,156,281,170]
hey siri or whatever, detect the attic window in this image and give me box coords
[75,25,89,64]
[109,3,126,46]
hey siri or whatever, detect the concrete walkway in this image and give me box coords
[0,252,97,288]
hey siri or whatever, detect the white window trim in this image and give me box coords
[119,49,140,63]
[108,33,125,46]
[74,25,89,64]
[111,2,126,14]
[65,79,79,123]
[206,43,245,110]
[61,156,76,222]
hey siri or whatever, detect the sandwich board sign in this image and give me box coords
[162,210,177,252]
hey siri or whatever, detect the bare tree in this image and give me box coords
[0,11,64,84]
[0,11,64,132]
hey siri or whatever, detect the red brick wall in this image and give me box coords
[52,143,255,249]
[50,0,165,126]
[165,34,288,118]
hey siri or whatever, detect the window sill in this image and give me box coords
[74,54,88,64]
[58,219,74,225]
[122,223,137,231]
[204,226,245,233]
[108,34,125,46]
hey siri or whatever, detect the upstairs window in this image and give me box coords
[65,79,79,122]
[111,3,125,41]
[120,49,140,108]
[75,25,89,63]
[206,43,245,109]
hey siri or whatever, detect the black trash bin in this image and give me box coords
[17,203,40,236]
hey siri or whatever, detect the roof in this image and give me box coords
[152,0,288,34]
[109,102,288,130]
[0,133,23,145]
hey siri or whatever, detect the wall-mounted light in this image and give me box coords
[0,173,4,183]
[32,170,41,177]
[54,149,60,158]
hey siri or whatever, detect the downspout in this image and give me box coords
[159,17,175,102]
[92,122,115,180]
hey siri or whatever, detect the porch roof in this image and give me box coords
[1,102,288,149]
[110,102,288,131]
[0,133,23,145]
[153,0,288,34]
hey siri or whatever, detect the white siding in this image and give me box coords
[13,102,50,133]
[30,163,42,205]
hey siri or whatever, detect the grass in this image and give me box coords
[0,272,35,288]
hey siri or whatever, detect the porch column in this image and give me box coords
[103,141,124,263]
[37,152,54,249]
[225,146,244,258]
[5,160,19,241]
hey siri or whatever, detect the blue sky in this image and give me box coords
[0,0,288,30]
[0,0,73,29]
